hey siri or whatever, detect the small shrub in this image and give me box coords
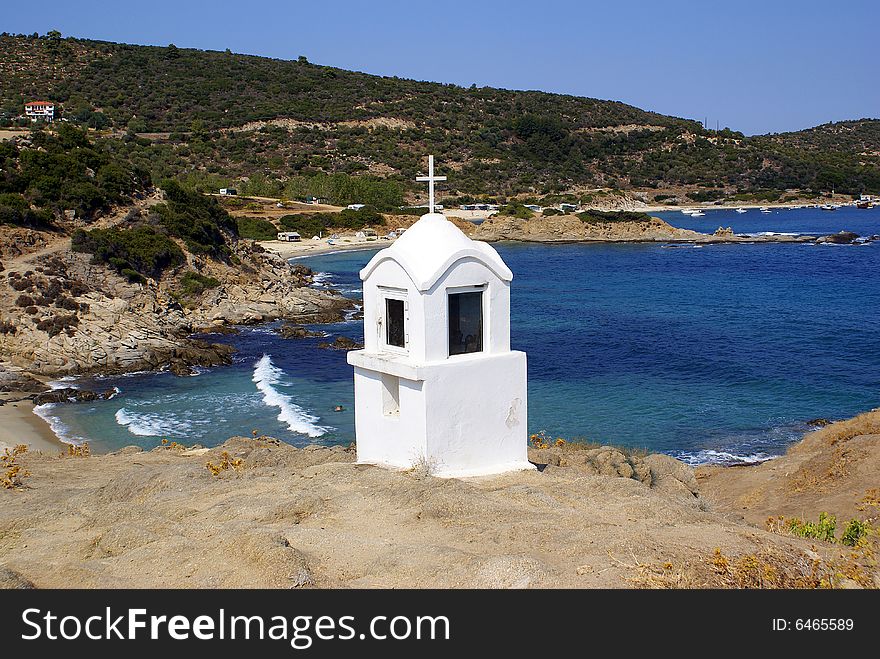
[56,296,81,311]
[840,520,870,547]
[206,451,242,476]
[160,438,187,452]
[15,294,34,307]
[24,306,38,315]
[36,314,79,337]
[64,442,91,457]
[788,513,837,543]
[67,280,90,297]
[1,445,29,489]
[577,210,653,224]
[11,278,31,291]
[120,268,146,284]
[236,216,277,240]
[177,271,220,298]
[498,203,535,219]
[0,319,16,335]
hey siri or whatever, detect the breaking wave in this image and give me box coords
[114,408,195,437]
[673,449,776,467]
[252,354,327,437]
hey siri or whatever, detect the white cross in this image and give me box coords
[415,155,446,213]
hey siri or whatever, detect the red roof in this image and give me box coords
[25,101,54,107]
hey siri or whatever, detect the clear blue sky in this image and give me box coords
[4,0,878,135]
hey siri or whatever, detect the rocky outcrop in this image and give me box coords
[474,213,815,244]
[528,443,700,505]
[318,336,364,351]
[32,387,116,405]
[697,408,880,527]
[474,214,707,243]
[0,366,45,393]
[276,324,324,339]
[0,231,351,377]
[817,231,860,244]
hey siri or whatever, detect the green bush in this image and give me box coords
[282,173,403,210]
[236,216,277,240]
[72,226,185,279]
[541,208,561,216]
[177,271,220,298]
[279,208,385,237]
[840,519,870,547]
[577,210,653,224]
[788,513,837,543]
[498,204,534,219]
[155,180,237,257]
[0,193,54,228]
[0,125,148,222]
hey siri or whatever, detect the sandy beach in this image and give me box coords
[259,236,393,259]
[0,394,67,454]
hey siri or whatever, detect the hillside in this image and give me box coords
[1,33,879,202]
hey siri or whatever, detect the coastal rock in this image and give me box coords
[0,225,354,378]
[714,226,735,237]
[526,443,697,504]
[0,367,46,393]
[32,387,114,405]
[474,214,707,243]
[276,324,323,339]
[817,231,860,244]
[318,336,364,351]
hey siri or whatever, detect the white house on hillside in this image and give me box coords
[25,101,55,122]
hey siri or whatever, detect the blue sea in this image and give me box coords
[38,205,880,465]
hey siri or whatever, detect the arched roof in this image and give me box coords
[359,213,513,291]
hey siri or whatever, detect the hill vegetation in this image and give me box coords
[0,123,149,226]
[1,33,879,202]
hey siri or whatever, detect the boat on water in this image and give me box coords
[856,200,874,209]
[820,204,836,211]
[760,207,772,214]
[735,208,748,214]
[689,210,705,217]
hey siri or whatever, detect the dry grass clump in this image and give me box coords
[64,442,90,457]
[629,547,830,589]
[206,451,243,476]
[1,445,29,489]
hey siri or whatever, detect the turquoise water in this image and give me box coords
[39,206,880,464]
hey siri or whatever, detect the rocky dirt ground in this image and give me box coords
[1,424,877,589]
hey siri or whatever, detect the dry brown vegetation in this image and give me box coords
[1,445,29,489]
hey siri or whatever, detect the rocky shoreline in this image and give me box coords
[472,214,877,246]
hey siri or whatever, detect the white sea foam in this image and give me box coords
[740,232,801,238]
[252,354,327,437]
[675,449,776,467]
[32,403,85,446]
[310,272,333,287]
[114,407,194,437]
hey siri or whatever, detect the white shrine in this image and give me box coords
[347,156,534,477]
